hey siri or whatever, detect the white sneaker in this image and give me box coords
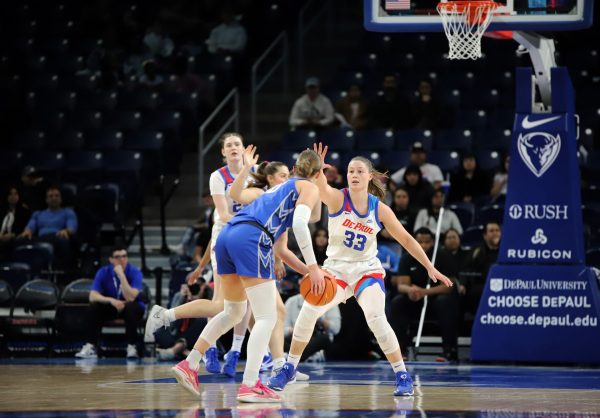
[144,305,170,342]
[295,370,310,381]
[126,344,139,358]
[156,347,176,361]
[75,343,97,359]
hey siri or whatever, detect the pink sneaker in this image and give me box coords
[171,360,200,396]
[237,380,282,403]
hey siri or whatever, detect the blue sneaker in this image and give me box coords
[267,362,296,391]
[260,352,273,373]
[222,350,240,377]
[394,371,414,396]
[204,347,221,374]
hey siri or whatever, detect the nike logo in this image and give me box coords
[521,115,561,130]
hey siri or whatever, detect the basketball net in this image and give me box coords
[437,1,500,60]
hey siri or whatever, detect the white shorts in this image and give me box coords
[322,257,385,301]
[210,223,224,271]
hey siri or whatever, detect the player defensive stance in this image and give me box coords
[268,143,453,396]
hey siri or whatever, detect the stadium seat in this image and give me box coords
[264,150,298,169]
[475,205,504,225]
[584,152,600,184]
[86,129,124,151]
[394,129,433,151]
[475,149,502,172]
[20,151,65,180]
[60,183,77,207]
[117,90,159,111]
[318,128,355,152]
[78,183,120,223]
[435,129,473,152]
[77,90,118,111]
[143,110,182,136]
[462,224,484,247]
[585,248,600,268]
[282,130,318,150]
[0,263,31,295]
[354,129,395,151]
[344,151,382,168]
[381,151,411,172]
[123,130,165,174]
[447,202,475,229]
[104,110,142,131]
[27,90,77,112]
[473,128,512,152]
[64,151,104,185]
[12,243,54,278]
[0,280,14,307]
[8,279,59,343]
[32,110,66,131]
[69,110,103,130]
[428,150,461,174]
[456,109,488,130]
[54,278,93,339]
[60,278,93,304]
[11,129,46,151]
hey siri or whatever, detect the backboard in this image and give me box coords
[364,0,594,32]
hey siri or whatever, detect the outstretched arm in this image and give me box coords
[379,202,453,287]
[229,145,264,205]
[312,143,344,213]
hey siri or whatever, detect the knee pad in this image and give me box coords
[367,314,400,355]
[201,300,247,345]
[224,299,248,325]
[292,303,323,343]
[246,281,278,328]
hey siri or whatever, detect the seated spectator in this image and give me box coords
[169,55,212,99]
[171,192,214,263]
[399,165,435,211]
[388,228,460,362]
[379,187,417,254]
[443,228,470,274]
[490,155,510,204]
[370,73,411,130]
[410,80,441,130]
[18,166,48,212]
[312,227,329,266]
[414,189,464,235]
[448,153,491,204]
[139,59,164,91]
[206,9,248,55]
[18,186,77,269]
[324,164,344,189]
[460,222,501,315]
[144,23,175,58]
[0,187,30,261]
[155,277,212,361]
[75,246,146,359]
[391,142,444,189]
[335,83,369,130]
[284,293,341,361]
[289,77,335,130]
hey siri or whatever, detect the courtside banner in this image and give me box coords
[472,264,600,363]
[498,68,585,265]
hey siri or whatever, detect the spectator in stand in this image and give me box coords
[370,73,411,131]
[335,83,369,130]
[414,189,463,235]
[410,80,441,130]
[398,165,435,211]
[155,276,212,361]
[18,166,48,212]
[139,59,164,91]
[312,226,329,266]
[379,186,417,256]
[443,228,470,274]
[284,292,341,361]
[490,155,510,204]
[169,55,211,96]
[144,23,175,59]
[0,187,31,261]
[289,77,335,130]
[75,246,146,359]
[206,9,248,56]
[448,153,491,204]
[460,222,501,315]
[391,142,444,189]
[18,186,77,269]
[324,164,344,189]
[388,227,460,362]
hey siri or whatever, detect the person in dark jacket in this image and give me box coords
[0,186,31,261]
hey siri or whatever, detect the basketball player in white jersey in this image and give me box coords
[269,143,453,396]
[145,132,255,376]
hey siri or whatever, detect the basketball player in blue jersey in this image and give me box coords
[269,143,453,396]
[171,149,325,403]
[145,132,256,376]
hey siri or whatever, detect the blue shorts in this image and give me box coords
[214,223,275,279]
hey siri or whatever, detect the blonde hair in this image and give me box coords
[250,161,287,189]
[349,156,388,200]
[294,149,322,179]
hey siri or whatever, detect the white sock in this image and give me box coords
[242,281,277,387]
[186,349,202,371]
[165,308,176,323]
[210,344,216,350]
[391,359,407,373]
[287,353,301,368]
[231,334,245,352]
[273,357,285,370]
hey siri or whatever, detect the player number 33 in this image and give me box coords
[343,230,366,251]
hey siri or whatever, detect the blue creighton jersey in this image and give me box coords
[229,178,301,242]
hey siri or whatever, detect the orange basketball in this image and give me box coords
[299,270,337,306]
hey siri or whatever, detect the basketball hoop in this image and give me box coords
[437,1,500,60]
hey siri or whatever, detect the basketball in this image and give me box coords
[299,270,337,306]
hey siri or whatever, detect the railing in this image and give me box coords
[250,32,289,137]
[198,88,240,202]
[297,0,333,82]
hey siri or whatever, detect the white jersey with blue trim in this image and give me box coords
[209,165,256,227]
[326,188,382,262]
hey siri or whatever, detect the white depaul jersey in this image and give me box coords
[209,165,256,227]
[326,189,382,262]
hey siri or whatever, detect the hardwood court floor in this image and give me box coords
[0,359,599,417]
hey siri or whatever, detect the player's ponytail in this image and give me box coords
[294,149,322,179]
[250,161,286,189]
[349,156,388,200]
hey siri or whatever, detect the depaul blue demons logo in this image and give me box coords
[517,132,561,178]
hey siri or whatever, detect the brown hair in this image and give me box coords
[219,132,244,149]
[249,161,287,189]
[348,156,387,200]
[294,149,322,179]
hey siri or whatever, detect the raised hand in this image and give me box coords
[312,142,331,170]
[427,267,454,288]
[243,144,259,168]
